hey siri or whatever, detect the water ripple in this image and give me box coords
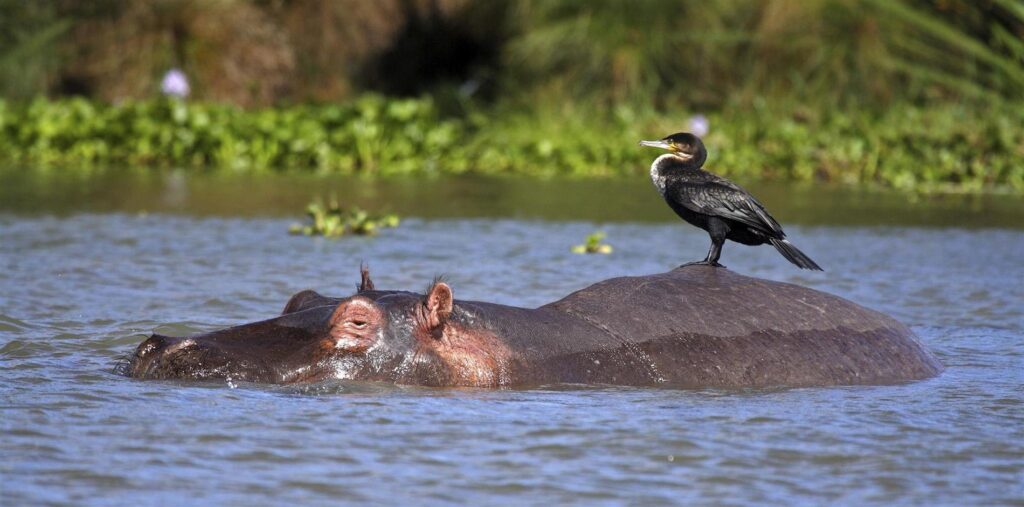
[1,215,1023,505]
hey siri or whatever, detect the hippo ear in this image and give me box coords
[425,282,453,331]
[283,289,330,315]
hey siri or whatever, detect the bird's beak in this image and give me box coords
[639,140,672,150]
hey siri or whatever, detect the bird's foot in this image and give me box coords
[679,260,727,269]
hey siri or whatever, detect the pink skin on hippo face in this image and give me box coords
[128,277,514,386]
[126,266,943,388]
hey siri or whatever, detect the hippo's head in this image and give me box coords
[126,268,512,386]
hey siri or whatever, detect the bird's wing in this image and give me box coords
[670,178,785,236]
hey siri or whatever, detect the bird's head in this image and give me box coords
[639,132,707,166]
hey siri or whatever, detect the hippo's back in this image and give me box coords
[543,266,942,387]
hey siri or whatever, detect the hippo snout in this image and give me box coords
[128,333,279,383]
[128,334,201,379]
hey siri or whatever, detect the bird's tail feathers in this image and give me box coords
[770,238,823,271]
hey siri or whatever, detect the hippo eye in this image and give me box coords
[351,319,368,328]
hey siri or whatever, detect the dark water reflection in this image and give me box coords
[1,171,1023,505]
[2,167,1022,227]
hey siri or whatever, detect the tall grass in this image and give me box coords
[0,0,68,99]
[2,0,1020,108]
[503,0,1024,107]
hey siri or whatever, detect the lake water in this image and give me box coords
[1,170,1023,505]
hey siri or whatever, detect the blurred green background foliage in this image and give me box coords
[1,0,1022,191]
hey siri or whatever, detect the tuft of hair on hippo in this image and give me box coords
[124,264,942,389]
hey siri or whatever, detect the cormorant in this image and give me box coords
[640,132,823,271]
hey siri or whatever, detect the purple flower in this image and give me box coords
[160,68,190,98]
[687,114,709,137]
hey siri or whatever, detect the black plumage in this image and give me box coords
[640,132,822,271]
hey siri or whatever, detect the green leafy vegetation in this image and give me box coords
[289,198,400,237]
[572,232,613,255]
[1,97,1021,192]
[0,96,460,174]
[1,1,1023,193]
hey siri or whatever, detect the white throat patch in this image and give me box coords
[649,153,683,195]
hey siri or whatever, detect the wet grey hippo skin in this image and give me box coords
[126,266,942,388]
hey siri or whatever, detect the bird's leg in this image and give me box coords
[680,241,726,268]
[681,221,728,268]
[704,219,728,267]
[705,237,725,266]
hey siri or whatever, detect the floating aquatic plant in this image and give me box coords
[289,198,399,237]
[572,231,613,254]
[1,97,1021,192]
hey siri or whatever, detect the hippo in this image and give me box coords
[124,265,942,388]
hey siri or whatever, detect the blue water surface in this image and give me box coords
[2,212,1023,506]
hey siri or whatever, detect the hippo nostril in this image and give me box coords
[136,342,158,358]
[161,338,197,356]
[131,335,200,378]
[135,335,182,357]
[135,336,165,358]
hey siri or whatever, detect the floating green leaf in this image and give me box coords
[572,231,613,254]
[290,198,400,237]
